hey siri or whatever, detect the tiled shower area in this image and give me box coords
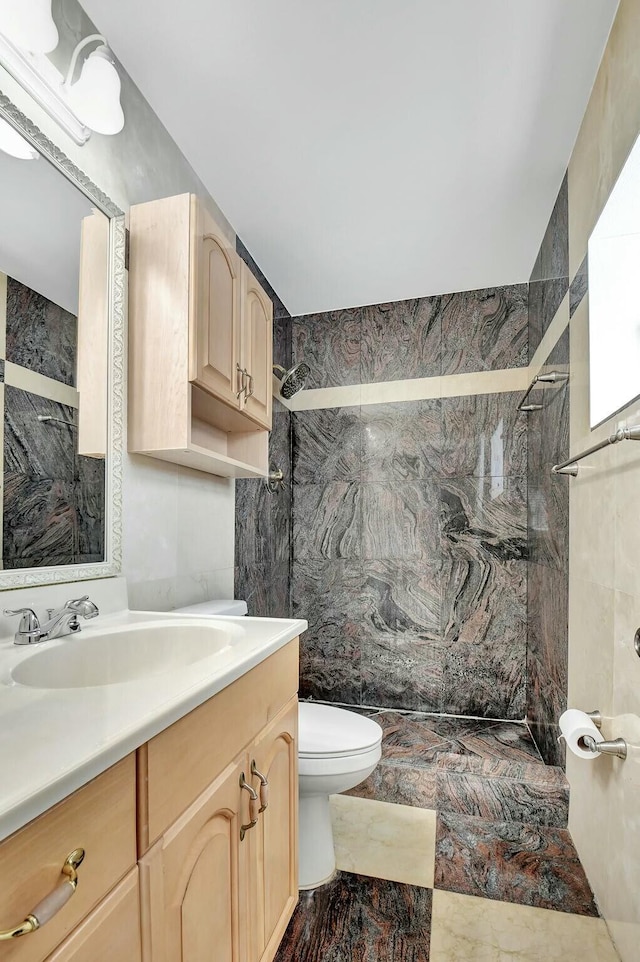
[235,174,604,952]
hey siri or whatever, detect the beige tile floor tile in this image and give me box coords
[430,890,621,962]
[329,793,436,888]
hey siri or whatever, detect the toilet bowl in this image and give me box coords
[298,702,383,889]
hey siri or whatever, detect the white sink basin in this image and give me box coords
[10,620,241,689]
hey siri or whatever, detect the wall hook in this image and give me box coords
[266,467,285,494]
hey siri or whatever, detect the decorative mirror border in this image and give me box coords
[0,89,125,588]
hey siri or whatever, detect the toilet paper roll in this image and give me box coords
[559,709,604,759]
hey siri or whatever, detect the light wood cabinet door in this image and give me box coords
[77,208,109,458]
[239,262,273,430]
[45,871,141,962]
[190,199,242,408]
[139,757,250,962]
[249,698,298,962]
[0,756,136,962]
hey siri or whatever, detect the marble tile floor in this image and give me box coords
[341,707,570,828]
[274,795,620,962]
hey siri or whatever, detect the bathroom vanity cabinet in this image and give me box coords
[128,192,273,479]
[138,642,298,962]
[0,641,299,962]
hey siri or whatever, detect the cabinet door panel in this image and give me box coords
[181,829,235,962]
[140,758,249,962]
[191,202,241,407]
[45,871,140,962]
[250,698,298,962]
[240,262,272,430]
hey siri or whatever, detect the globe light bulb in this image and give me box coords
[0,0,59,53]
[66,46,124,136]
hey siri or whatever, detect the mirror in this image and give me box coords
[588,131,640,427]
[0,96,124,587]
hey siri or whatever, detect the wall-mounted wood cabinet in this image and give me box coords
[128,194,273,478]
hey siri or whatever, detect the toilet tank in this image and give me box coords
[173,599,248,616]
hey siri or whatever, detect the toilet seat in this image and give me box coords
[298,703,382,775]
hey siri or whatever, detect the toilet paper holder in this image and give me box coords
[583,710,627,760]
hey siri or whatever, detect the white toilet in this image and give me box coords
[172,599,384,891]
[298,702,383,889]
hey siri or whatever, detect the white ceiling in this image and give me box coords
[82,0,618,315]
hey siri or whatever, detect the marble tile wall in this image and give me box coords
[292,284,528,390]
[234,237,293,617]
[291,286,529,718]
[5,278,77,387]
[2,389,105,569]
[1,279,105,569]
[528,176,569,362]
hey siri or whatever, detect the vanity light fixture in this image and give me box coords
[0,0,58,54]
[0,3,124,145]
[63,35,124,136]
[0,115,39,159]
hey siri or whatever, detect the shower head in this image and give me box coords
[273,363,311,399]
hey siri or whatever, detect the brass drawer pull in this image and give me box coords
[239,773,259,840]
[0,848,85,941]
[251,760,269,813]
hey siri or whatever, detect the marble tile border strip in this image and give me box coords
[279,367,531,412]
[3,361,79,409]
[271,284,581,415]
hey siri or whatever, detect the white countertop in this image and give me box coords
[0,608,306,842]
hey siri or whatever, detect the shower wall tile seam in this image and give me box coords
[301,698,530,727]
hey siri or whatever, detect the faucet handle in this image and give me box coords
[65,596,99,618]
[65,595,89,608]
[47,597,91,618]
[5,608,42,645]
[4,607,40,631]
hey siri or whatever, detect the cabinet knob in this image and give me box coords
[251,760,269,813]
[239,773,259,840]
[0,848,85,941]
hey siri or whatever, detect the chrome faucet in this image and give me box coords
[4,596,99,645]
